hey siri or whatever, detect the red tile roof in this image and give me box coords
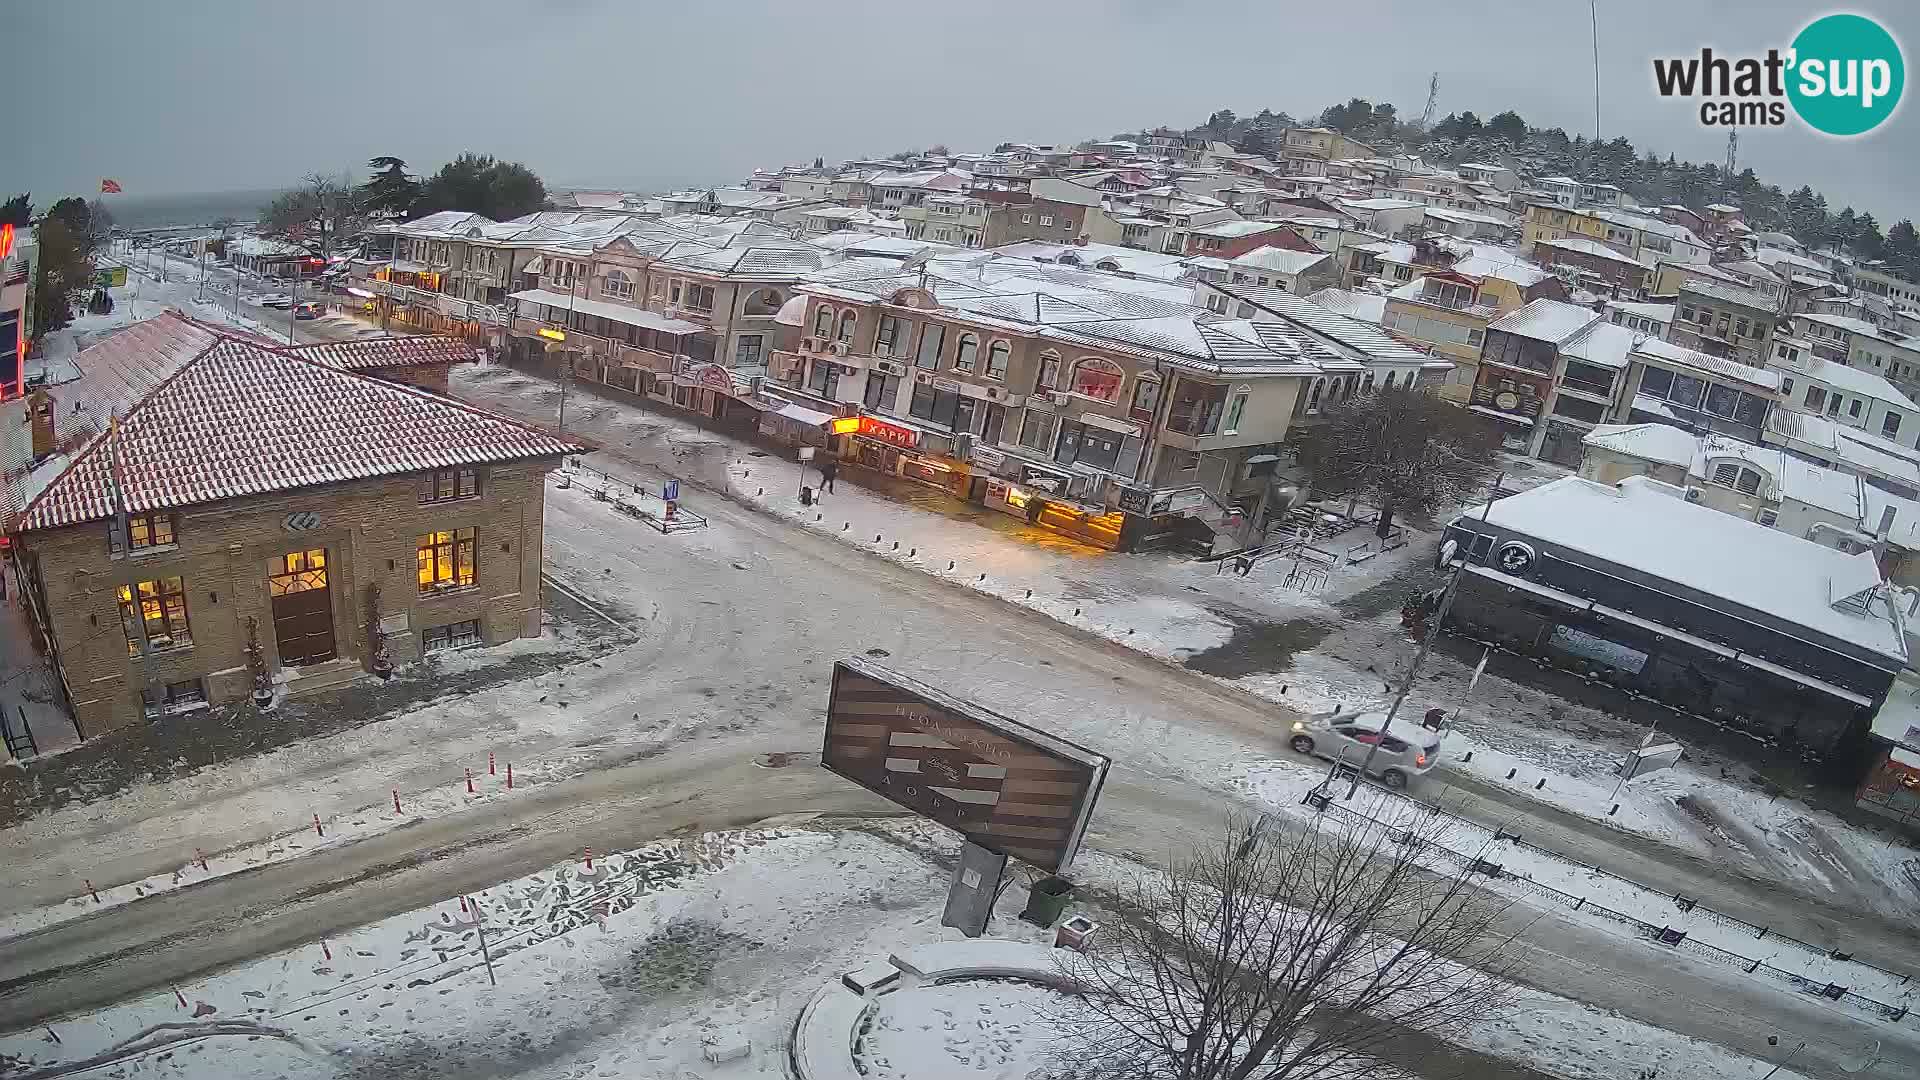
[14,313,578,533]
[280,335,479,371]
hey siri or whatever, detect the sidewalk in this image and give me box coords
[452,363,1920,926]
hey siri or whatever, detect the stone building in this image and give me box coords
[4,312,574,737]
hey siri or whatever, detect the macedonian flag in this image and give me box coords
[100,179,123,194]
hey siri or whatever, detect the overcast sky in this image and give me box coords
[6,0,1913,220]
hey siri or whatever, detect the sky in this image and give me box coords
[5,0,1915,221]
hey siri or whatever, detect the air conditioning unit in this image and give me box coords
[1048,391,1072,405]
[985,386,1003,400]
[1683,487,1703,502]
[799,336,817,353]
[831,341,850,356]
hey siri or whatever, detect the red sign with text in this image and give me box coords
[855,416,918,449]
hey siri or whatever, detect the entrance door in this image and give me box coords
[268,548,337,666]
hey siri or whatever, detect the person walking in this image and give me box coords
[818,456,838,494]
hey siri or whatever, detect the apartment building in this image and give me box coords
[1853,265,1920,312]
[1381,254,1568,403]
[1768,335,1920,448]
[1670,279,1779,365]
[5,312,573,737]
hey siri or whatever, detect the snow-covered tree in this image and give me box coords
[1289,386,1499,537]
[1047,810,1515,1080]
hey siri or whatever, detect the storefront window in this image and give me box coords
[909,381,961,427]
[1055,421,1122,471]
[1071,358,1124,402]
[1018,410,1055,452]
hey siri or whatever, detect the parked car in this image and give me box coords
[258,294,292,309]
[294,302,323,320]
[1287,710,1443,789]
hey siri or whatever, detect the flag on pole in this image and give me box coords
[99,179,123,194]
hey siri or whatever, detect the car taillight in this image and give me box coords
[1415,753,1428,767]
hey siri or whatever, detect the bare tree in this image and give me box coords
[1289,386,1499,537]
[1050,809,1519,1080]
[259,171,363,261]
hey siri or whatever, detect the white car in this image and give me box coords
[1288,710,1443,789]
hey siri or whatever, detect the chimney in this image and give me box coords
[29,390,53,460]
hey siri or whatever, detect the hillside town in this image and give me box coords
[7,109,1920,1080]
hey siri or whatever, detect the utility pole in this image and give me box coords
[1345,472,1505,799]
[287,262,298,345]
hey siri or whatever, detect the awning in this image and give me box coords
[773,294,811,327]
[522,255,545,275]
[1077,411,1142,436]
[346,287,376,298]
[508,289,710,335]
[1468,405,1537,428]
[771,401,836,427]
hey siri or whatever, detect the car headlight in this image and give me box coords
[1291,721,1304,731]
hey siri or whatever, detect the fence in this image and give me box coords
[560,460,708,533]
[1301,780,1915,1025]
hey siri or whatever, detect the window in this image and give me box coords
[1849,398,1863,419]
[1035,351,1061,392]
[1758,508,1780,527]
[1885,412,1903,438]
[419,467,480,503]
[142,678,207,720]
[809,360,842,399]
[915,323,945,369]
[876,314,905,355]
[1223,390,1249,433]
[1018,410,1055,452]
[908,380,962,427]
[1054,420,1123,471]
[417,528,477,593]
[1039,215,1054,226]
[1734,317,1750,338]
[119,577,191,654]
[984,340,1010,381]
[1130,377,1161,420]
[813,305,834,337]
[683,283,715,312]
[734,334,765,367]
[423,619,483,653]
[1021,213,1032,224]
[1236,303,1257,318]
[863,370,900,411]
[836,310,858,344]
[953,334,978,373]
[1781,377,1794,395]
[601,270,635,301]
[1805,385,1827,411]
[1070,358,1124,402]
[1206,293,1229,315]
[125,511,176,553]
[1709,460,1766,495]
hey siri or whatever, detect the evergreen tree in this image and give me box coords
[358,156,421,220]
[0,194,28,227]
[1486,110,1526,143]
[413,153,550,221]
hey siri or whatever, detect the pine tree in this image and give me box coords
[358,156,421,220]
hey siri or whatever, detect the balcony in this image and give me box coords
[1470,383,1544,418]
[1558,375,1616,400]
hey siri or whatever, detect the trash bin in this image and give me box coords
[1020,876,1073,927]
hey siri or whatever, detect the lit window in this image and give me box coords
[116,511,177,555]
[1069,358,1125,402]
[419,467,481,503]
[417,528,477,592]
[119,577,191,655]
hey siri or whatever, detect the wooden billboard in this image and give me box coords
[822,658,1110,873]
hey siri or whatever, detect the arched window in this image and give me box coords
[1308,378,1325,409]
[1036,350,1062,392]
[953,333,979,372]
[1130,376,1161,418]
[1071,358,1125,402]
[1708,459,1767,495]
[813,304,834,337]
[1384,371,1397,391]
[743,288,783,316]
[601,269,634,301]
[985,340,1010,380]
[836,310,857,343]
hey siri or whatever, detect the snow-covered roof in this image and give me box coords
[1582,422,1699,468]
[280,336,476,372]
[1190,219,1283,238]
[1228,246,1330,276]
[1488,299,1600,344]
[1561,321,1637,369]
[992,241,1192,283]
[1796,311,1879,337]
[1634,336,1781,391]
[1459,476,1905,660]
[1681,278,1779,312]
[15,312,578,533]
[226,235,309,258]
[1423,206,1510,226]
[1706,203,1740,213]
[1303,287,1387,324]
[1337,197,1424,212]
[1537,236,1652,268]
[1450,252,1551,288]
[1608,301,1676,323]
[1798,354,1919,409]
[1218,284,1432,365]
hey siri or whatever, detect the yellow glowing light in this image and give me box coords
[1004,486,1031,509]
[536,327,567,342]
[828,416,862,435]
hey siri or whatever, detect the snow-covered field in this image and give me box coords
[0,823,1817,1080]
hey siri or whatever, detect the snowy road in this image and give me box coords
[2,366,1917,1076]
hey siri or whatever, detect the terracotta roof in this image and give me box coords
[15,314,577,533]
[281,335,479,371]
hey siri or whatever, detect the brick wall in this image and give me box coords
[20,457,560,735]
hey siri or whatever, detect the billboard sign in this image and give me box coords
[822,658,1110,873]
[1619,741,1684,781]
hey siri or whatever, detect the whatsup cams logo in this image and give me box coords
[1652,12,1904,136]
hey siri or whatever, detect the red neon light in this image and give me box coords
[855,416,918,449]
[0,223,13,263]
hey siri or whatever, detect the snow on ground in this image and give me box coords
[0,822,1815,1080]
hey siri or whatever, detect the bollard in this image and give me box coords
[322,940,332,961]
[584,847,594,871]
[507,762,514,790]
[948,560,955,570]
[45,1028,59,1045]
[1281,684,1288,694]
[173,986,188,1009]
[875,534,882,542]
[1025,590,1031,599]
[466,767,475,795]
[84,879,100,903]
[393,789,402,814]
[195,848,209,872]
[313,814,324,838]
[489,751,496,776]
[908,548,915,557]
[1462,750,1473,763]
[1534,778,1546,790]
[893,541,899,550]
[1505,768,1517,780]
[1608,803,1620,817]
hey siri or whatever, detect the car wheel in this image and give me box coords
[1382,769,1409,791]
[1289,734,1315,755]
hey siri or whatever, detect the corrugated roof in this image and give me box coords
[15,314,578,533]
[1680,278,1780,313]
[1488,299,1601,344]
[1633,337,1781,391]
